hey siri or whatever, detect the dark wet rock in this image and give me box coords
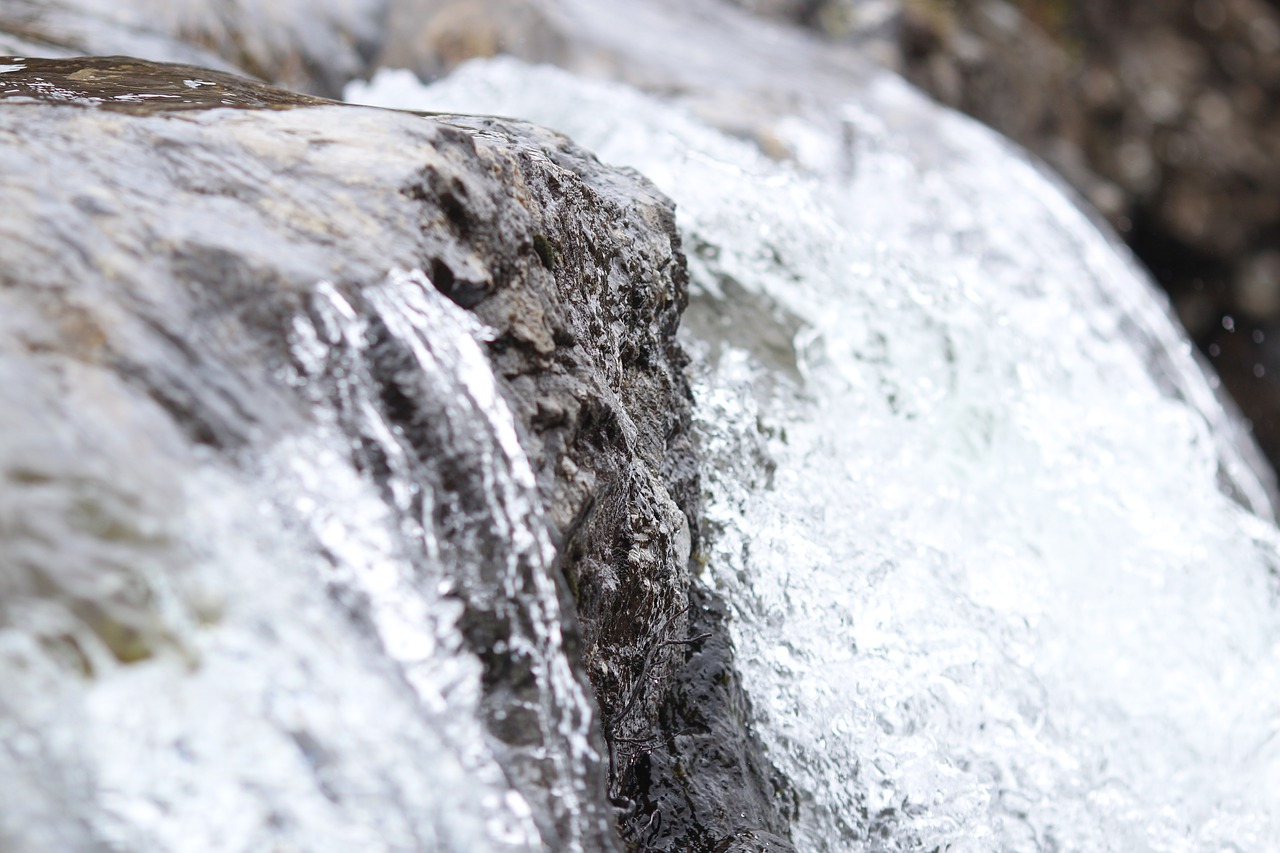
[711,829,799,853]
[617,585,798,853]
[0,55,794,850]
[430,112,798,853]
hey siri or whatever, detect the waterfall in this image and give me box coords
[0,79,644,851]
[350,58,1280,851]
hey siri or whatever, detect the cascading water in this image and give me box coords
[0,265,602,851]
[350,59,1280,850]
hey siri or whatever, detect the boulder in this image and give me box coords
[0,55,789,851]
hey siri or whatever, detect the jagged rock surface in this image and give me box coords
[0,56,793,851]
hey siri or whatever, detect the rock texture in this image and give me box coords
[0,55,794,851]
[0,0,384,97]
[1,54,618,852]
[616,585,798,852]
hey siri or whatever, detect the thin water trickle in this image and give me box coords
[351,59,1280,851]
[0,266,602,851]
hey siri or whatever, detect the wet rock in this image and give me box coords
[0,0,385,97]
[616,586,798,853]
[711,829,799,853]
[0,54,737,850]
[424,113,800,852]
[0,54,331,111]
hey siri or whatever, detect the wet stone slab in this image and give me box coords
[0,55,332,111]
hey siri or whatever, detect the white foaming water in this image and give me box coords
[0,270,594,852]
[350,60,1280,850]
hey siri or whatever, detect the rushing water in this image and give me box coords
[0,269,599,852]
[350,59,1280,850]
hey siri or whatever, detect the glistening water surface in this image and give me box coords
[350,60,1280,851]
[0,270,592,852]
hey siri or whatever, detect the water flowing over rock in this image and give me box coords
[11,0,1280,473]
[353,51,1280,851]
[0,55,766,851]
[728,0,1280,474]
[5,1,1280,850]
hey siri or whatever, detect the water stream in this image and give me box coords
[350,58,1280,851]
[0,269,593,851]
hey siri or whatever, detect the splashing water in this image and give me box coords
[350,59,1280,850]
[0,269,600,852]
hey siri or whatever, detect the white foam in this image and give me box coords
[351,58,1280,851]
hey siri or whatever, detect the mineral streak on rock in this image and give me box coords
[0,56,795,851]
[731,0,1280,473]
[0,55,332,111]
[0,0,385,98]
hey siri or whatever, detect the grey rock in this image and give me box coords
[617,586,798,852]
[429,112,799,853]
[0,49,798,853]
[0,54,720,851]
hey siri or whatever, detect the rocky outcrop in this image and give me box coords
[0,55,794,851]
[1,54,618,852]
